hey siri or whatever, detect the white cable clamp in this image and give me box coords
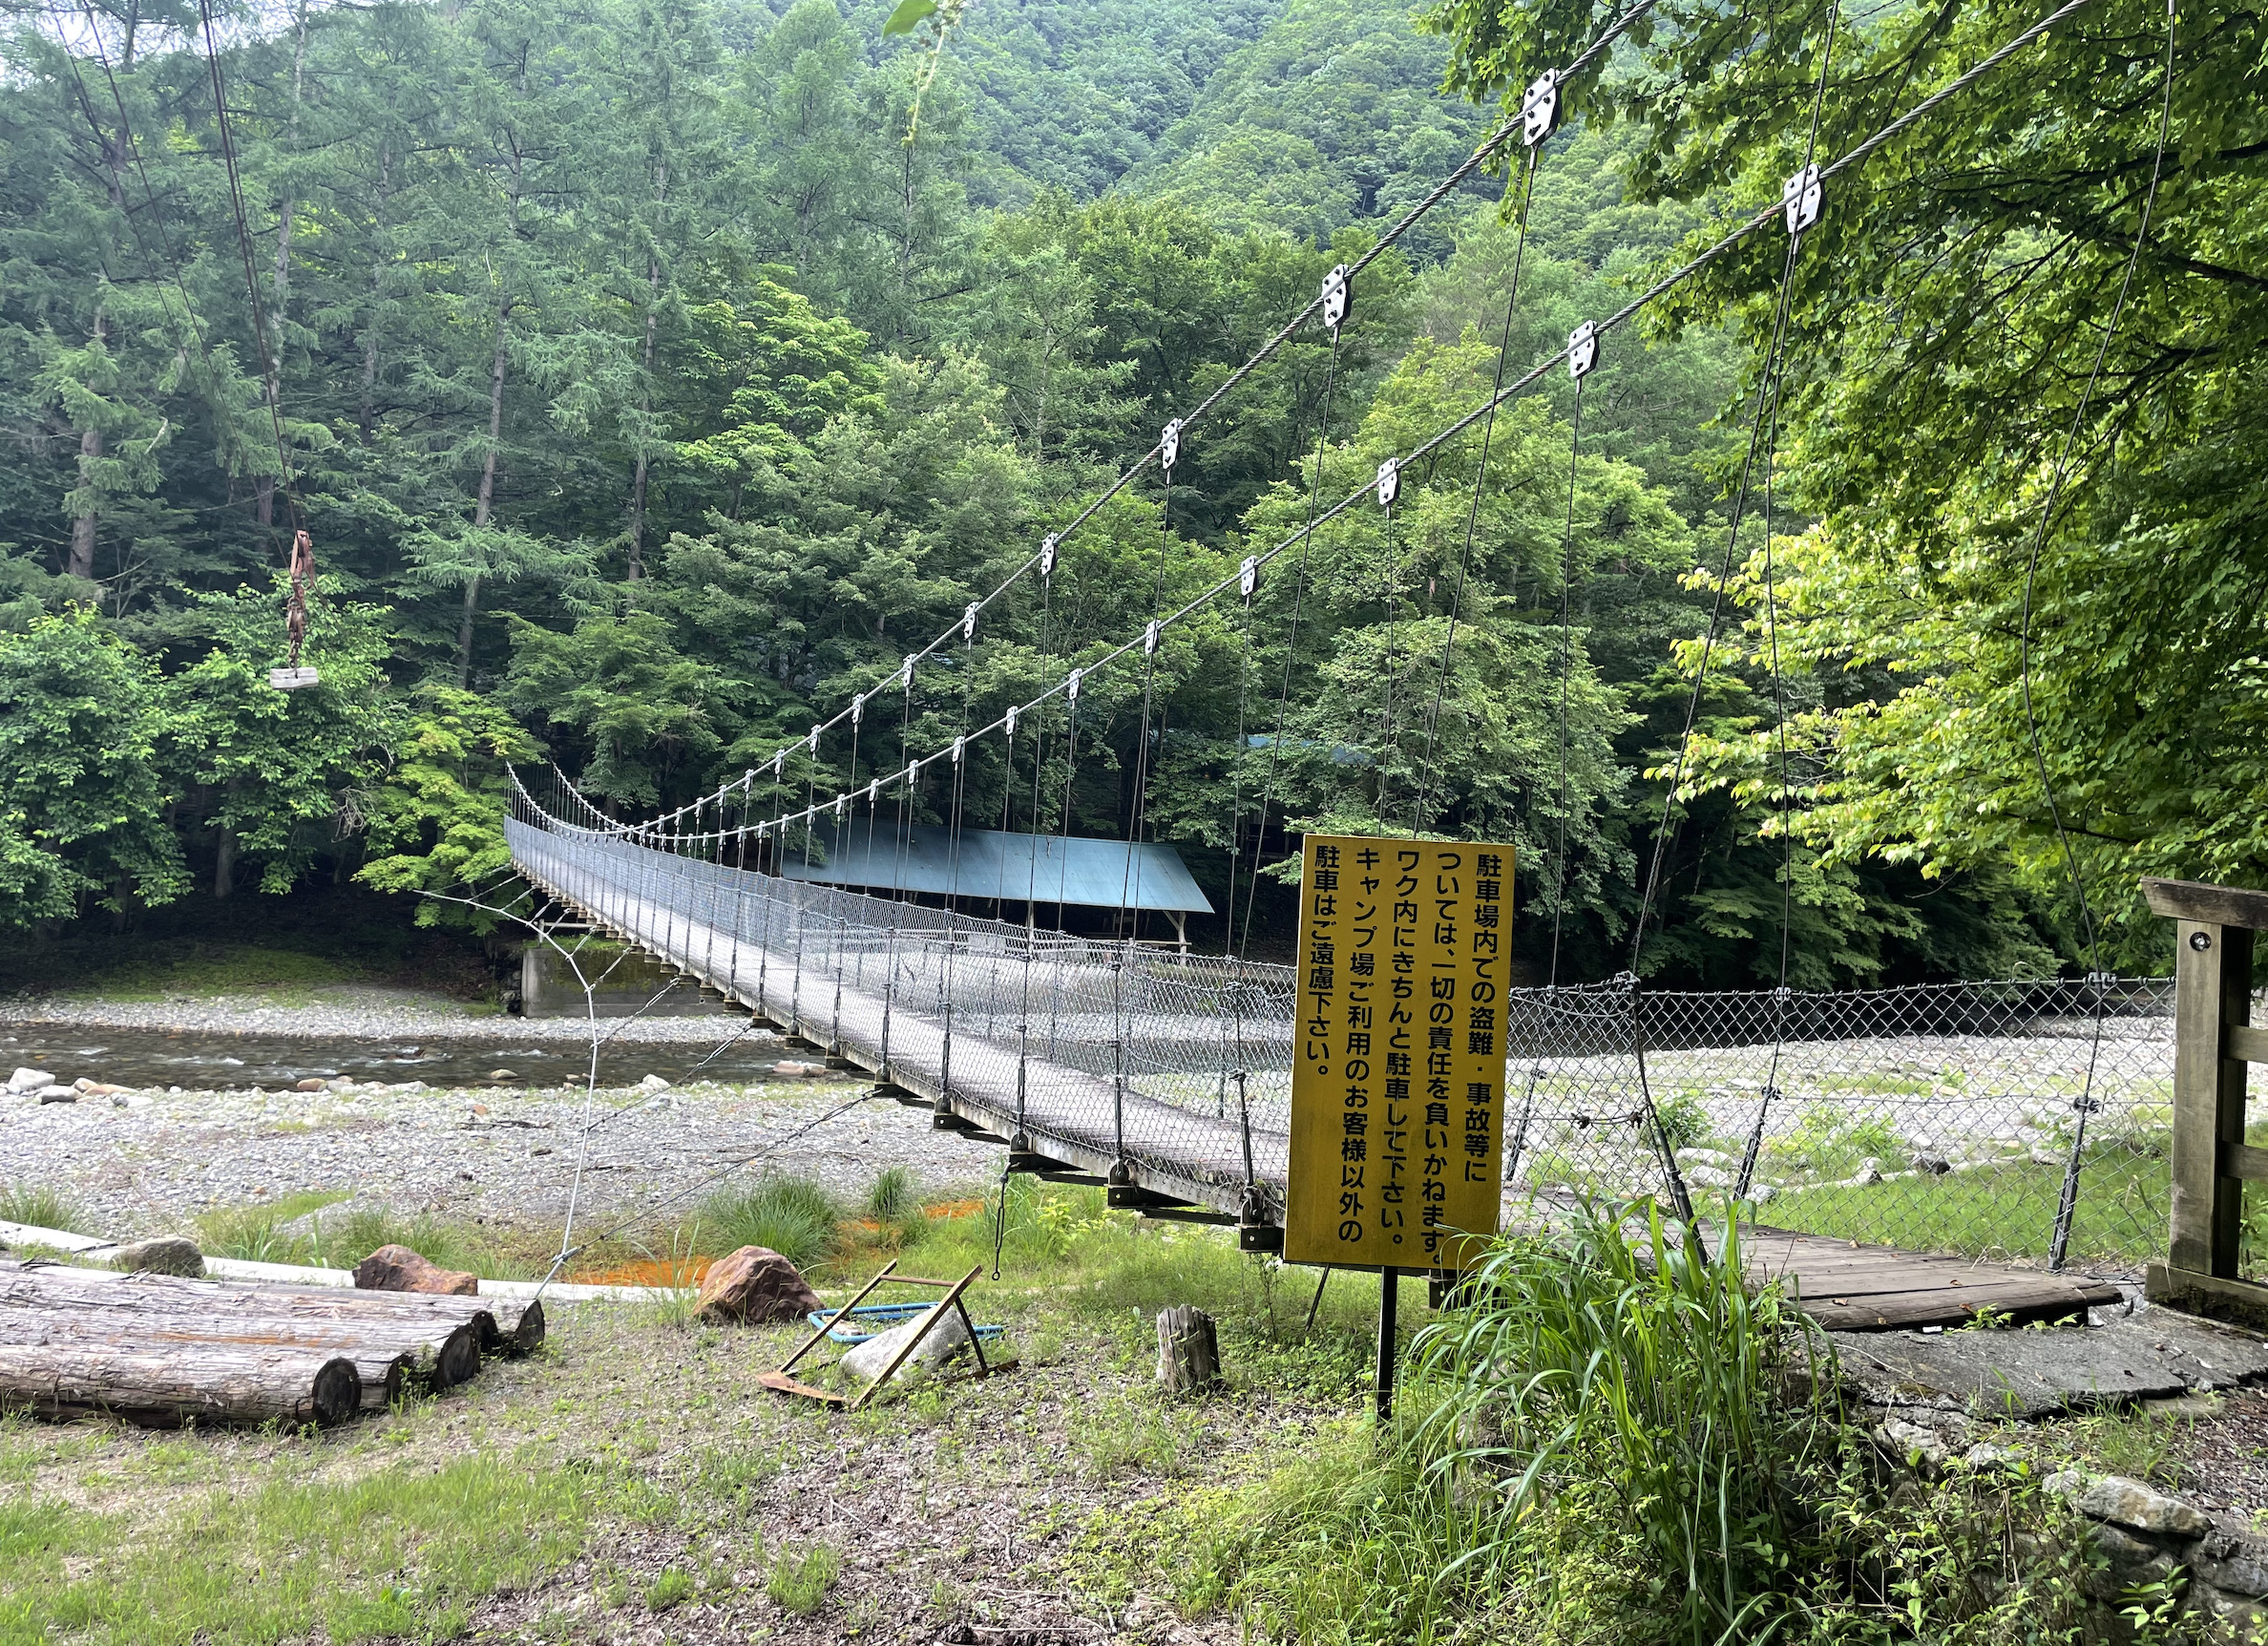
[1783,163,1822,236]
[1040,533,1059,578]
[833,794,847,822]
[1239,555,1260,600]
[901,653,918,689]
[1567,320,1599,381]
[808,725,821,754]
[1321,264,1352,331]
[772,750,787,776]
[951,734,966,766]
[1144,619,1162,657]
[851,693,865,727]
[1376,456,1400,508]
[1066,666,1083,703]
[867,778,880,804]
[963,601,979,643]
[1522,69,1561,147]
[1160,419,1181,473]
[1004,704,1019,740]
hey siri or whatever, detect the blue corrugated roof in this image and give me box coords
[781,823,1213,914]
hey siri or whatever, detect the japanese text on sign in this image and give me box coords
[1284,835,1513,1271]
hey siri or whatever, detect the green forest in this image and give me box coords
[0,0,2258,984]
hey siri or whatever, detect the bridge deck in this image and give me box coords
[511,823,1286,1220]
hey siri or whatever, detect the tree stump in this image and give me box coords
[1155,1304,1221,1395]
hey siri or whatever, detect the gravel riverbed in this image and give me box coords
[0,989,1003,1243]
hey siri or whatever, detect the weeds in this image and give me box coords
[764,1540,840,1614]
[699,1175,843,1268]
[0,1183,84,1234]
[644,1568,695,1612]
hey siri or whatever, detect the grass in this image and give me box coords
[69,942,368,1005]
[763,1540,841,1614]
[194,1198,550,1280]
[1766,1148,2168,1267]
[0,1449,595,1645]
[0,1184,85,1234]
[696,1175,846,1270]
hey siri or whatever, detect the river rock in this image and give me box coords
[112,1235,205,1277]
[7,1067,47,1093]
[295,1078,326,1092]
[770,1061,827,1078]
[72,1079,128,1096]
[695,1245,822,1324]
[353,1242,480,1297]
[36,1087,76,1104]
[637,1073,671,1093]
[840,1304,972,1385]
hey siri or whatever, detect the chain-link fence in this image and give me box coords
[510,785,2218,1277]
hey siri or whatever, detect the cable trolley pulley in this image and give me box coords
[1320,264,1353,331]
[1376,456,1400,509]
[1567,320,1600,381]
[1522,68,1562,147]
[1783,164,1822,237]
[1238,555,1260,600]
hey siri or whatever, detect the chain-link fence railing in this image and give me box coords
[509,786,2211,1277]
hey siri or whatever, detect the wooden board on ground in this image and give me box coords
[1724,1226,2123,1331]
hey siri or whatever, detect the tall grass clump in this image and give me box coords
[0,1182,86,1234]
[699,1174,842,1268]
[1406,1199,1836,1642]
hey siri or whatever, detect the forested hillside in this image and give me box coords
[5,0,2250,984]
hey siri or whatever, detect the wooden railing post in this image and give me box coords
[2143,876,2268,1322]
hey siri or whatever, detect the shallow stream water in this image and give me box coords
[0,1023,797,1090]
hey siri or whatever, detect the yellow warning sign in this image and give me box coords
[1283,835,1513,1272]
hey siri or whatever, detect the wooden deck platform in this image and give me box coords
[1733,1226,2124,1331]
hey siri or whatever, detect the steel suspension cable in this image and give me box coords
[1235,327,1343,961]
[2036,0,2178,1274]
[1412,142,1545,837]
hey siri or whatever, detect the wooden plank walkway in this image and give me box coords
[1732,1227,2124,1331]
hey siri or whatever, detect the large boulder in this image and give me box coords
[695,1245,822,1324]
[112,1235,205,1277]
[353,1243,479,1297]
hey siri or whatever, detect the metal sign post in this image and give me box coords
[1283,834,1515,1414]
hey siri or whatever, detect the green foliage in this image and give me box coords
[0,609,183,926]
[697,1175,845,1269]
[356,688,542,930]
[763,1540,842,1614]
[1426,0,2268,960]
[0,1183,84,1234]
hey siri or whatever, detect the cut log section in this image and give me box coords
[0,1305,457,1406]
[0,1262,543,1354]
[0,1340,361,1427]
[0,1260,540,1426]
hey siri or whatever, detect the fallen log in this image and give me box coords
[0,1339,361,1427]
[0,1262,543,1355]
[0,1303,451,1405]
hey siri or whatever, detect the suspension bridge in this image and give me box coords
[499,0,2182,1327]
